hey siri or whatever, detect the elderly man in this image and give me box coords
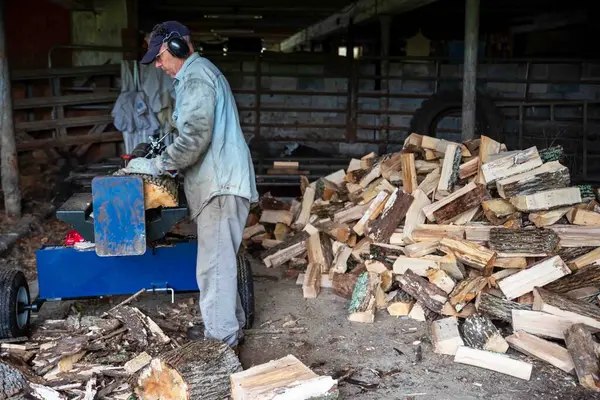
[123,21,258,351]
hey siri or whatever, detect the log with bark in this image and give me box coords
[332,272,358,299]
[497,256,571,300]
[480,146,542,185]
[488,228,559,255]
[510,187,582,212]
[564,324,600,392]
[533,287,600,330]
[431,317,464,356]
[475,292,532,323]
[396,269,448,314]
[495,161,570,199]
[348,272,380,323]
[460,314,509,353]
[135,339,242,400]
[437,143,462,195]
[366,189,414,243]
[545,264,600,294]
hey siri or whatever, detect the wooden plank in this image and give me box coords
[13,92,118,109]
[17,131,123,152]
[511,309,574,340]
[506,331,575,374]
[480,146,542,184]
[496,161,570,199]
[533,287,600,330]
[400,153,418,194]
[454,346,532,380]
[509,187,582,212]
[15,114,114,131]
[431,317,464,356]
[497,256,570,300]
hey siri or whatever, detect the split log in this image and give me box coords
[511,309,573,340]
[230,354,338,400]
[461,314,508,353]
[135,339,242,400]
[437,143,462,195]
[480,146,542,185]
[380,153,402,180]
[411,225,465,242]
[528,207,571,227]
[546,265,600,294]
[359,164,381,188]
[274,223,292,241]
[333,202,371,224]
[431,185,490,225]
[494,257,527,269]
[548,225,600,247]
[315,221,351,243]
[292,186,315,230]
[396,269,448,314]
[348,272,380,323]
[366,189,414,243]
[497,256,570,300]
[438,238,496,271]
[386,290,415,316]
[124,352,152,375]
[568,209,600,226]
[506,331,575,375]
[393,256,439,276]
[126,174,179,209]
[315,178,339,201]
[475,292,532,323]
[261,231,309,268]
[568,249,600,270]
[427,269,456,294]
[260,210,294,226]
[404,241,439,258]
[475,136,503,184]
[352,191,389,235]
[488,228,559,255]
[243,224,265,240]
[423,182,476,222]
[331,244,352,274]
[431,317,464,356]
[481,199,519,225]
[0,358,39,399]
[400,153,418,193]
[415,160,440,174]
[464,223,493,242]
[510,187,582,212]
[332,272,358,299]
[564,324,600,392]
[459,157,479,179]
[533,287,600,330]
[306,229,334,274]
[417,168,441,196]
[496,161,570,199]
[303,263,322,298]
[454,346,532,381]
[402,189,431,242]
[449,276,488,312]
[558,246,599,262]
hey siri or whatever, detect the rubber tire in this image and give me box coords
[409,90,504,141]
[0,269,30,339]
[237,254,255,329]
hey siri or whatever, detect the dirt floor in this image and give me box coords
[2,216,600,400]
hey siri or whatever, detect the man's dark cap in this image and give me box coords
[141,21,190,64]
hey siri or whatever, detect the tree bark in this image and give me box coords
[0,1,21,218]
[396,269,448,314]
[332,272,358,300]
[545,264,600,294]
[564,323,600,392]
[488,228,559,254]
[476,292,532,323]
[461,314,509,353]
[135,339,242,400]
[367,190,413,242]
[0,359,30,399]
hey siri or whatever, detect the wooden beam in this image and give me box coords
[16,131,123,152]
[13,92,118,110]
[0,2,21,218]
[15,115,114,132]
[280,0,440,52]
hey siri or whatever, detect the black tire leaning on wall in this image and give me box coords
[409,90,505,141]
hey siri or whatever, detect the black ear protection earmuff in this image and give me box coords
[153,24,190,59]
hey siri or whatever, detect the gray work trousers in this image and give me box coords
[195,194,249,346]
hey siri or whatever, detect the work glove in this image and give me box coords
[121,157,162,177]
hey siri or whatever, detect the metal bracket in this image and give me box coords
[150,284,175,303]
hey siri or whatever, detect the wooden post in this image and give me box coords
[0,0,21,218]
[461,0,480,141]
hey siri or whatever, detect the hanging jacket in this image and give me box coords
[157,53,258,219]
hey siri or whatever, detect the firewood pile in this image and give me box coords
[243,133,600,392]
[0,298,242,399]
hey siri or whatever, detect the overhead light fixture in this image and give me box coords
[204,14,262,20]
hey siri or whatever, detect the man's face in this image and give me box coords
[154,43,184,78]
